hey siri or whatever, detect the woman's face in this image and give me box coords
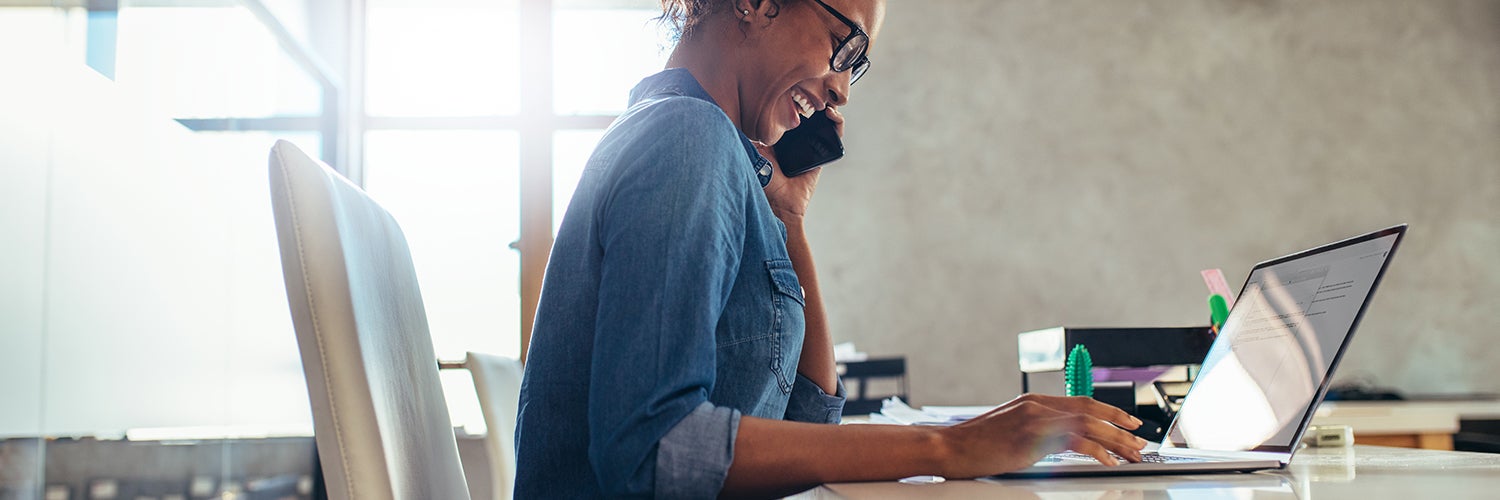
[739,0,884,146]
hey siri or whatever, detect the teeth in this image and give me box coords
[792,91,814,118]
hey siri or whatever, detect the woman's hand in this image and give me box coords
[758,106,844,223]
[724,394,1145,496]
[936,394,1148,478]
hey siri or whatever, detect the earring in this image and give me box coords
[741,9,750,17]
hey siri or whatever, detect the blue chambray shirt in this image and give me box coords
[514,68,846,499]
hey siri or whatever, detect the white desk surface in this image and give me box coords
[801,445,1500,499]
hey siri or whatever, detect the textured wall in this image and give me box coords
[812,0,1500,405]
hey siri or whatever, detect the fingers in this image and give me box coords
[1005,402,1143,459]
[1064,433,1122,466]
[947,402,1151,477]
[1012,394,1142,430]
[1049,414,1146,464]
[824,106,845,138]
[1081,399,1142,431]
[1077,417,1147,462]
[1010,402,1144,465]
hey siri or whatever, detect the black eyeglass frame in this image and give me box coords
[809,0,871,84]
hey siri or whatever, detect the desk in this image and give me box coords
[805,445,1500,499]
[1313,400,1500,450]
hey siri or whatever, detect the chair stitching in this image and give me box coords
[277,149,358,499]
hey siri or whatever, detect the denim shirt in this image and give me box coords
[514,69,846,499]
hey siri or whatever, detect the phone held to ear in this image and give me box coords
[773,109,844,177]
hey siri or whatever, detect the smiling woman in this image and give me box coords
[512,0,1150,498]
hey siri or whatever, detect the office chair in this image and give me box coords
[268,140,470,500]
[465,352,523,500]
[840,357,909,416]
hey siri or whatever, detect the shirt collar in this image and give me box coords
[629,68,774,187]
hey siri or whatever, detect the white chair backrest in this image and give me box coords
[465,352,523,500]
[268,140,469,500]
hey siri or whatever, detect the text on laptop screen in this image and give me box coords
[1165,233,1399,452]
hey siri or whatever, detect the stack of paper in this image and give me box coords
[874,398,997,426]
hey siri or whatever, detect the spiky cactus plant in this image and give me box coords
[1065,344,1094,397]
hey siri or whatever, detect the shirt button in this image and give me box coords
[759,165,772,177]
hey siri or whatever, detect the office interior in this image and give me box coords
[2,0,1498,499]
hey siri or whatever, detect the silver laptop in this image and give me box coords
[995,224,1407,478]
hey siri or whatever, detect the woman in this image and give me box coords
[514,0,1147,497]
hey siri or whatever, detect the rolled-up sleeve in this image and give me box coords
[785,373,846,424]
[585,97,750,498]
[655,402,741,499]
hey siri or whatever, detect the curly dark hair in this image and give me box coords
[658,0,784,41]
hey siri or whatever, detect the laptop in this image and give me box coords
[994,224,1407,478]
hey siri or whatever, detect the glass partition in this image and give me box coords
[114,2,322,119]
[0,9,65,498]
[1,3,320,499]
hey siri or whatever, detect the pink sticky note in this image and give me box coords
[1201,268,1236,309]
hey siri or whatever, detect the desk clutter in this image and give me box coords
[837,358,909,416]
[834,342,910,416]
[1017,326,1216,441]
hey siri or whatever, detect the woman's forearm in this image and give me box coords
[721,416,947,498]
[782,217,838,395]
[721,394,1150,498]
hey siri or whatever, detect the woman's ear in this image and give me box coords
[733,0,782,23]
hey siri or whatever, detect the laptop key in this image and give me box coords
[1052,452,1206,464]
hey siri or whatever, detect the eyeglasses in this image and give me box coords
[810,0,871,85]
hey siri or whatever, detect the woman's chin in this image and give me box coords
[755,122,789,147]
[766,129,787,147]
[762,104,799,145]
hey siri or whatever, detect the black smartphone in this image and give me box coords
[773,109,844,177]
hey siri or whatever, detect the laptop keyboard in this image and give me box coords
[1049,451,1207,464]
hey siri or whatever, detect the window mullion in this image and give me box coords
[517,0,554,364]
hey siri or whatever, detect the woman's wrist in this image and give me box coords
[928,425,958,477]
[776,211,807,232]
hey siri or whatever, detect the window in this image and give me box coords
[362,130,522,361]
[552,129,607,232]
[365,0,520,117]
[551,4,671,230]
[357,0,671,430]
[3,0,674,436]
[553,6,669,115]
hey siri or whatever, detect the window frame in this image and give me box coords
[42,0,640,363]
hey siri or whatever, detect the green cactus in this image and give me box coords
[1065,344,1094,397]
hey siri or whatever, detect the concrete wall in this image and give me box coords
[815,0,1500,405]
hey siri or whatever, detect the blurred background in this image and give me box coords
[2,0,1497,498]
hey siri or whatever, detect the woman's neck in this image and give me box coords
[665,30,745,132]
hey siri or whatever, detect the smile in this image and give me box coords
[791,88,817,119]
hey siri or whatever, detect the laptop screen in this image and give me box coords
[1163,227,1403,453]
